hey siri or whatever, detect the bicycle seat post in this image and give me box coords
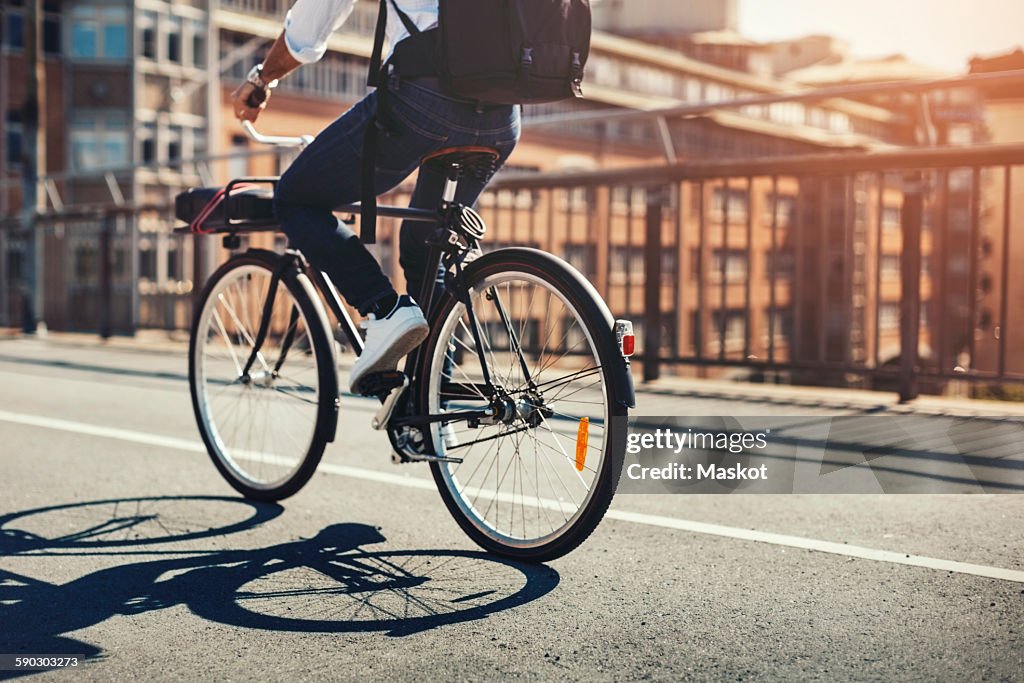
[442,165,460,204]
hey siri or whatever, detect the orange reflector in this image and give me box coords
[621,334,635,356]
[575,417,590,471]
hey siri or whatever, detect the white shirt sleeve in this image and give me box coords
[284,0,357,64]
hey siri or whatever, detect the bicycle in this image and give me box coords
[177,122,637,562]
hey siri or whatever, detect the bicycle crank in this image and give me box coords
[390,425,463,465]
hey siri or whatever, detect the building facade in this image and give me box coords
[3,0,1008,395]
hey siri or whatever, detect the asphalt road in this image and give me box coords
[0,336,1022,681]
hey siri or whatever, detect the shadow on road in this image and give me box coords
[0,496,284,552]
[0,497,559,679]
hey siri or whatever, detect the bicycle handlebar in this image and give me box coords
[241,121,314,148]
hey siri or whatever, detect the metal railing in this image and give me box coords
[478,143,1024,401]
[3,67,1024,402]
[2,144,1021,401]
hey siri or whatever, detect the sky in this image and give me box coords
[738,0,1024,71]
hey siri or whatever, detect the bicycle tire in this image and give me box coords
[417,248,629,562]
[189,249,338,501]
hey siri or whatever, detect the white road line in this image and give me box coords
[2,408,1022,584]
[602,510,1024,583]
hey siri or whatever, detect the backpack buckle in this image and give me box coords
[520,47,534,68]
[571,50,584,78]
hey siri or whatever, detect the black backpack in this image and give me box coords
[359,0,592,243]
[369,0,592,105]
[370,0,593,104]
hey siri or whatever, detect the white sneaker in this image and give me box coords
[349,295,429,394]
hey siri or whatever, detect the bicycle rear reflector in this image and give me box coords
[615,320,635,357]
[575,417,590,471]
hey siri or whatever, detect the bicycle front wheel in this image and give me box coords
[189,250,338,501]
[420,248,629,562]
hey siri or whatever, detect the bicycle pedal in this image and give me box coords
[356,370,408,399]
[370,374,410,431]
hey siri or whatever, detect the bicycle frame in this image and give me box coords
[207,127,579,445]
[235,198,522,437]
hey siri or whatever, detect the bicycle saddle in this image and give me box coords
[420,146,500,182]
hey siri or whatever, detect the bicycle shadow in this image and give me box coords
[0,496,285,554]
[0,498,560,678]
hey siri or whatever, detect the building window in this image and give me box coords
[879,303,900,333]
[5,111,23,169]
[43,12,60,53]
[70,111,130,170]
[70,4,128,61]
[563,243,596,279]
[698,310,747,352]
[166,125,183,168]
[3,1,60,53]
[764,193,795,227]
[708,249,748,283]
[192,127,207,163]
[139,10,157,60]
[712,187,749,223]
[882,206,901,232]
[763,309,793,346]
[138,236,157,282]
[166,15,182,63]
[138,121,157,164]
[74,244,100,283]
[3,5,24,50]
[661,250,677,285]
[166,240,181,281]
[191,19,206,68]
[138,10,206,68]
[880,254,900,280]
[610,246,644,284]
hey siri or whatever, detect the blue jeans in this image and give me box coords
[273,77,521,314]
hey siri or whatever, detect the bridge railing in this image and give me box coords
[2,144,1022,401]
[479,144,1024,401]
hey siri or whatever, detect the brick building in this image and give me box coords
[2,0,1002,394]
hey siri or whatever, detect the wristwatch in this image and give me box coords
[246,63,279,91]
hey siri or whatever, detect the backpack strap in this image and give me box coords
[366,0,389,89]
[361,0,395,244]
[361,0,425,245]
[388,0,421,38]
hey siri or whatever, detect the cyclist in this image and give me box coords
[232,0,520,394]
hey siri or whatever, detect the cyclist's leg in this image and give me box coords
[274,91,448,316]
[273,93,396,315]
[398,134,519,301]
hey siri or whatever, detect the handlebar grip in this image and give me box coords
[245,87,267,109]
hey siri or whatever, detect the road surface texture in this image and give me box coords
[0,335,1021,681]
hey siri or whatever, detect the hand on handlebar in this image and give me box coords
[231,82,270,123]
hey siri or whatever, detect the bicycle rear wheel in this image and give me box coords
[189,250,338,501]
[419,248,629,562]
